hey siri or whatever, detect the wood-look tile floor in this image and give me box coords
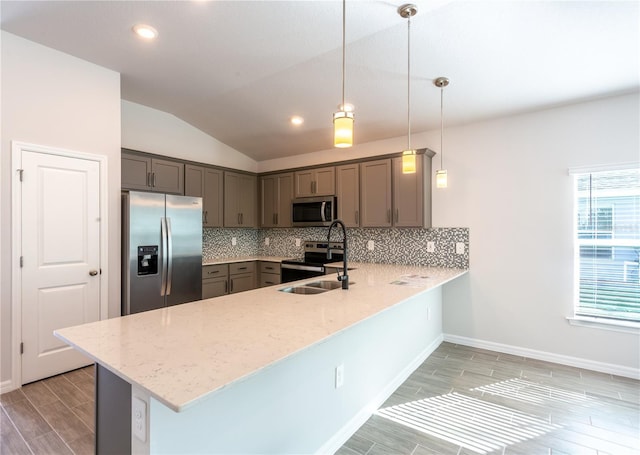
[337,343,640,455]
[1,365,94,455]
[1,344,638,455]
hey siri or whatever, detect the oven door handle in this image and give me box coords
[281,263,325,273]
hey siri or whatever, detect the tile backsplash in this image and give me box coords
[203,227,469,268]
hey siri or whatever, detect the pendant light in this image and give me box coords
[435,76,449,188]
[398,4,417,174]
[334,0,354,148]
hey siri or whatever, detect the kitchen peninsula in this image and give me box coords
[55,263,467,454]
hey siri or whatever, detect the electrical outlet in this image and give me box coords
[295,238,301,247]
[456,242,465,254]
[132,396,147,442]
[427,241,435,253]
[367,240,375,251]
[231,237,237,246]
[265,237,270,246]
[335,364,344,389]
[427,307,431,321]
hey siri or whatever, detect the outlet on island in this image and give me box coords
[335,364,344,389]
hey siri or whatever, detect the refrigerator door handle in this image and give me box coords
[160,217,168,296]
[166,217,173,296]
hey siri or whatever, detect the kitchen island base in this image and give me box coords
[98,288,444,454]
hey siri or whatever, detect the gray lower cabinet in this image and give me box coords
[185,165,224,227]
[122,150,184,195]
[229,261,256,294]
[259,261,281,287]
[202,264,229,299]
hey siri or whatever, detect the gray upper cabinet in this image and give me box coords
[122,150,184,195]
[392,154,432,228]
[336,164,360,227]
[224,171,257,227]
[185,165,224,227]
[294,166,335,197]
[360,159,392,227]
[261,172,293,227]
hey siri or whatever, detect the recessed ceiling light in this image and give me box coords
[132,24,158,40]
[290,116,304,126]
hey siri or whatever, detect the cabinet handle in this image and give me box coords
[395,208,399,223]
[240,213,244,224]
[265,281,274,285]
[207,270,219,275]
[355,210,359,224]
[152,172,157,188]
[387,209,391,223]
[237,213,241,225]
[147,172,152,187]
[225,281,228,293]
[230,279,233,292]
[238,267,247,271]
[265,266,273,270]
[204,211,208,224]
[275,213,278,225]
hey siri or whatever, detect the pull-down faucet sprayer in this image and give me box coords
[327,219,349,290]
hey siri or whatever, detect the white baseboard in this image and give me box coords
[316,334,444,455]
[0,379,17,394]
[443,334,640,380]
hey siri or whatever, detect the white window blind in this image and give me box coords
[574,168,640,322]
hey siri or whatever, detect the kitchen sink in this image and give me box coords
[278,280,355,295]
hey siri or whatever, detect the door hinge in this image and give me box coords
[20,256,23,268]
[17,169,23,182]
[20,342,24,355]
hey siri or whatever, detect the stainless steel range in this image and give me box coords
[281,241,345,283]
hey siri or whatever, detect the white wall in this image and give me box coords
[121,100,258,172]
[260,92,640,373]
[0,32,122,385]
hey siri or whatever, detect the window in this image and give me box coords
[573,168,640,323]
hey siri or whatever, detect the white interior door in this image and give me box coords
[20,150,101,384]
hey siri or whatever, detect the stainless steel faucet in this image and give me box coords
[327,219,349,290]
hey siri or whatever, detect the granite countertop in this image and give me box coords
[55,262,467,412]
[202,256,292,266]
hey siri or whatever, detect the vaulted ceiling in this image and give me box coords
[2,1,638,161]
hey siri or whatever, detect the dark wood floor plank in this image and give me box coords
[2,399,52,443]
[43,375,91,408]
[0,407,32,455]
[66,432,95,455]
[21,382,58,409]
[37,401,91,443]
[27,431,73,455]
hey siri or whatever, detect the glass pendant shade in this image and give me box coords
[333,111,354,148]
[435,169,448,188]
[402,150,417,174]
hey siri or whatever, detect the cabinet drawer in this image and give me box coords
[229,261,255,275]
[202,264,228,279]
[259,262,280,274]
[259,273,281,288]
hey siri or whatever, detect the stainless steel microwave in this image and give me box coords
[291,196,337,227]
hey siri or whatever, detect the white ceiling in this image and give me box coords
[1,1,638,162]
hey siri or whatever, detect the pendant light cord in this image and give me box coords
[407,12,412,151]
[440,85,444,169]
[341,0,346,110]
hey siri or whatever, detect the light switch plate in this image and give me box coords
[265,237,270,246]
[132,396,147,442]
[427,241,435,253]
[295,238,301,247]
[456,242,465,255]
[367,240,375,251]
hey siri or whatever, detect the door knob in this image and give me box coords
[89,270,98,276]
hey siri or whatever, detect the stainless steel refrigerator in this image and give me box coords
[122,191,202,315]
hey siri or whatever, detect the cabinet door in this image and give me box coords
[360,159,392,227]
[224,172,241,227]
[294,170,315,197]
[185,165,204,198]
[314,166,336,196]
[122,153,152,191]
[392,156,424,227]
[151,158,184,195]
[261,175,276,227]
[276,173,293,227]
[259,273,280,287]
[229,273,255,294]
[240,174,257,227]
[336,164,360,227]
[204,168,224,227]
[202,277,228,299]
